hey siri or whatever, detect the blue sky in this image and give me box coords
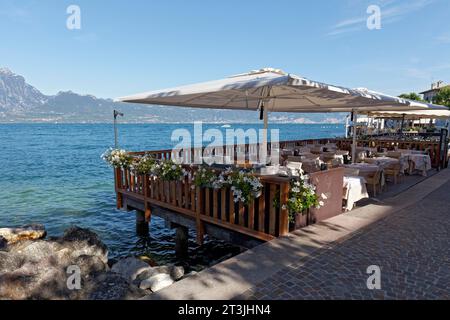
[1,0,449,99]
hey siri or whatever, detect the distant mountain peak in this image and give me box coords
[0,67,346,124]
[0,67,14,76]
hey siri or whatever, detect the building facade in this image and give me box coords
[420,81,449,102]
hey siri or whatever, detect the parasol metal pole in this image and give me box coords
[400,114,406,135]
[258,86,270,164]
[114,110,124,149]
[345,114,349,138]
[261,103,269,164]
[351,111,358,164]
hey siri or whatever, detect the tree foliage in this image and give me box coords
[398,92,424,101]
[432,87,450,108]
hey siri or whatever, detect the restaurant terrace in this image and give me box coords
[107,68,449,252]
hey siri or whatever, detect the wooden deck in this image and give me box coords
[113,137,446,246]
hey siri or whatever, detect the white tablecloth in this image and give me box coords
[344,163,385,187]
[364,156,409,172]
[343,176,369,211]
[407,154,432,176]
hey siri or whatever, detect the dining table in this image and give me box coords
[364,156,409,172]
[343,175,369,211]
[344,163,385,187]
[406,154,432,176]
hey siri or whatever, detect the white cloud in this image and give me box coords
[405,63,450,80]
[435,33,450,44]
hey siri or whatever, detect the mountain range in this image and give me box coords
[0,68,345,124]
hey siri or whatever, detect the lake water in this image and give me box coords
[0,123,344,269]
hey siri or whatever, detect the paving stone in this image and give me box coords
[242,179,450,300]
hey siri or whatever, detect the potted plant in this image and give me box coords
[274,174,323,230]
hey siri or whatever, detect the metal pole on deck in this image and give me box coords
[114,110,124,149]
[400,114,406,135]
[345,115,349,138]
[351,111,358,163]
[259,86,270,164]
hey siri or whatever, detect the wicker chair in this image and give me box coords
[384,162,401,184]
[365,170,382,196]
[310,146,323,154]
[386,151,402,159]
[286,155,303,163]
[301,161,320,173]
[344,168,360,176]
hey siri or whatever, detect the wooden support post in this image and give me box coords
[279,182,290,236]
[238,202,245,226]
[175,225,189,260]
[248,198,255,230]
[258,189,265,232]
[136,210,149,236]
[143,175,152,224]
[269,184,277,236]
[115,168,123,209]
[195,186,205,245]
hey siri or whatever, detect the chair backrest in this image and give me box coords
[385,162,401,171]
[301,162,319,173]
[287,155,303,162]
[297,147,311,153]
[281,149,294,156]
[302,153,320,160]
[369,169,382,181]
[344,168,360,176]
[310,146,323,154]
[286,161,303,175]
[260,166,280,175]
[387,151,402,159]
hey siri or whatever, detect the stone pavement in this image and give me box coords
[241,179,450,299]
[146,169,450,300]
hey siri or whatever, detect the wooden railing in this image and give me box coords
[114,136,447,244]
[115,165,292,244]
[129,138,334,164]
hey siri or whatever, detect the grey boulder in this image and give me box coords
[111,257,152,281]
[87,272,147,300]
[139,273,174,292]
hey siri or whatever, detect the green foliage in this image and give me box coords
[131,154,156,175]
[225,169,262,204]
[101,148,133,168]
[151,159,186,181]
[398,93,424,102]
[192,166,223,188]
[432,87,450,108]
[273,177,322,223]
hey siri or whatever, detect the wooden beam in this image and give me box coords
[195,186,205,245]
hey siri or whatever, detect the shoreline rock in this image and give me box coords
[0,224,46,245]
[0,225,185,300]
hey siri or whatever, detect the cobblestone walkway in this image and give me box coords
[241,181,450,300]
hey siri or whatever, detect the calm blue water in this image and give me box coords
[0,123,344,268]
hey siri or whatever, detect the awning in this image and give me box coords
[117,68,446,112]
[367,109,450,120]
